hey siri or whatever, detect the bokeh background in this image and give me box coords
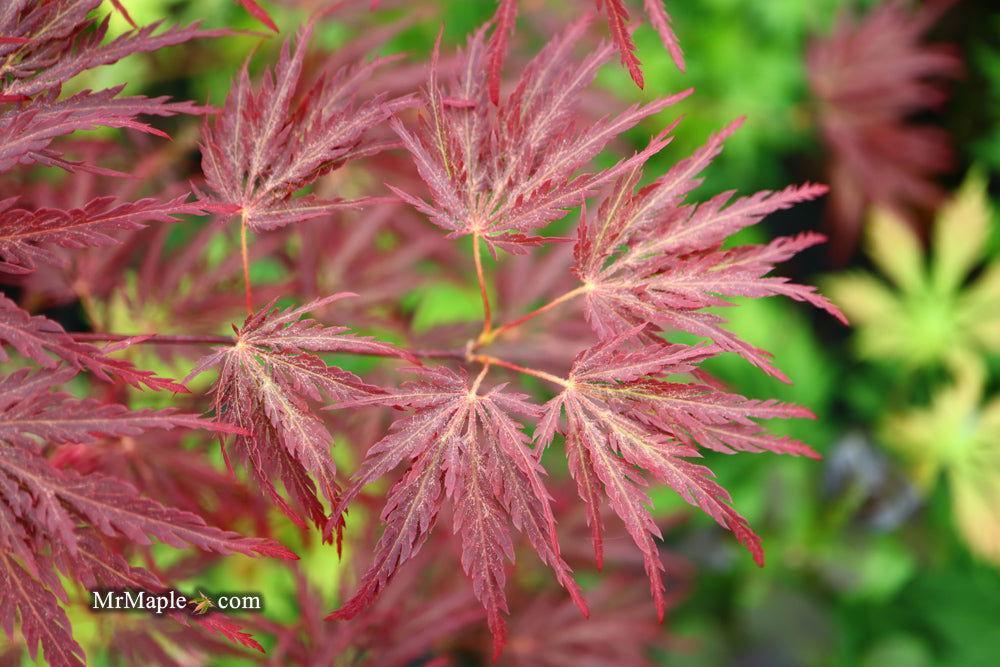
[9,0,1000,665]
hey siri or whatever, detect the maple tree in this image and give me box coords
[0,1,848,664]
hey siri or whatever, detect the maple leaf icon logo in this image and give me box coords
[189,591,216,615]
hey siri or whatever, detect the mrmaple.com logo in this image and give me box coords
[90,589,262,615]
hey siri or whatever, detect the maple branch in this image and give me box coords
[472,230,493,341]
[410,348,470,360]
[480,284,589,347]
[69,333,233,345]
[240,217,254,316]
[472,354,569,388]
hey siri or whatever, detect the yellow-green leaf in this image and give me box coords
[933,171,990,293]
[866,207,924,294]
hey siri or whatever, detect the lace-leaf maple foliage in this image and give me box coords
[807,0,961,258]
[0,2,300,663]
[0,367,298,666]
[190,20,423,538]
[0,0,230,172]
[326,20,845,655]
[198,19,415,232]
[236,0,686,101]
[486,0,685,104]
[388,17,689,258]
[327,365,587,656]
[190,294,410,538]
[0,294,187,391]
[1,1,846,663]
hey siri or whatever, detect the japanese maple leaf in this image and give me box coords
[0,367,289,559]
[1,2,230,174]
[50,428,268,533]
[0,195,207,275]
[573,120,847,380]
[0,447,295,561]
[0,88,207,175]
[0,553,85,667]
[390,17,690,257]
[0,294,187,391]
[17,529,272,662]
[200,20,415,232]
[191,294,406,535]
[486,0,685,104]
[1,6,231,99]
[236,0,278,33]
[0,366,238,453]
[327,365,586,658]
[535,329,818,617]
[0,366,296,664]
[807,0,961,258]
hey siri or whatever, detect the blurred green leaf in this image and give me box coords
[826,172,1000,368]
[403,281,487,333]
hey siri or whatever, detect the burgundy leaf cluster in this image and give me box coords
[199,20,414,232]
[486,0,685,103]
[807,0,961,258]
[1,0,845,664]
[1,2,298,663]
[323,18,844,656]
